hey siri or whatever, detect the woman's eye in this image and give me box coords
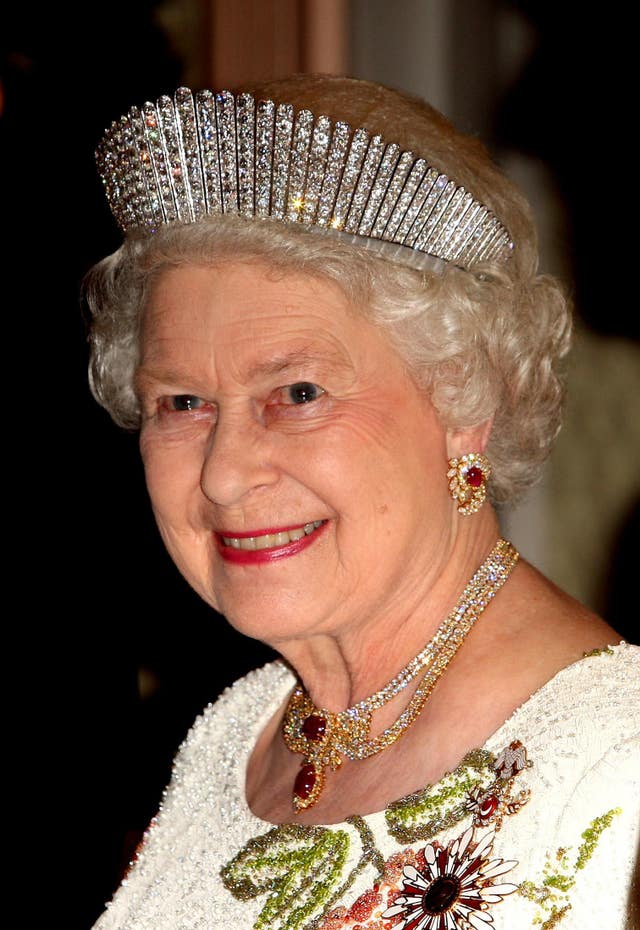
[164,395,207,412]
[150,394,216,430]
[283,382,325,405]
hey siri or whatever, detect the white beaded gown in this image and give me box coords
[93,643,640,930]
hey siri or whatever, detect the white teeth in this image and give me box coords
[222,521,325,551]
[254,535,273,550]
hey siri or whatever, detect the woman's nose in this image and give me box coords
[200,410,278,506]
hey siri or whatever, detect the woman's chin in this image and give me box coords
[221,613,303,645]
[216,596,327,646]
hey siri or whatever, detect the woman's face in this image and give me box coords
[137,261,455,645]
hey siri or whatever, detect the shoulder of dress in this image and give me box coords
[142,660,295,832]
[203,658,294,714]
[178,659,295,750]
[532,641,637,719]
[485,642,640,764]
[550,641,640,717]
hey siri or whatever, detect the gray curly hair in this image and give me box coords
[84,75,572,504]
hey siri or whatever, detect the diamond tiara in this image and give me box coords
[96,87,514,274]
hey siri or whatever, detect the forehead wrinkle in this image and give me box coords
[244,347,352,381]
[136,343,355,397]
[141,286,363,391]
[134,363,216,398]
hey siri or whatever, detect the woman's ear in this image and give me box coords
[445,416,494,460]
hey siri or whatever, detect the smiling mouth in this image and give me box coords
[220,520,326,551]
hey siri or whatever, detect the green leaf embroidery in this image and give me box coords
[582,646,615,659]
[221,823,351,930]
[385,748,496,842]
[517,808,622,928]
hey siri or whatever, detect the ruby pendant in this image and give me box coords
[294,763,317,800]
[292,760,325,812]
[301,714,327,741]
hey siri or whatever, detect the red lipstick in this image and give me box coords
[216,520,327,564]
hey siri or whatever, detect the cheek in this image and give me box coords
[141,446,218,595]
[322,394,445,487]
[326,404,449,538]
[140,432,201,521]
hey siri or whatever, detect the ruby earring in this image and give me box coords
[447,453,491,515]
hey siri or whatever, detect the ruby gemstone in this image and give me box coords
[302,714,327,741]
[294,763,317,800]
[479,794,499,819]
[465,466,484,488]
[423,876,461,914]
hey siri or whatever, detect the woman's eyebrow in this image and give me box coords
[246,348,352,380]
[134,365,212,394]
[134,349,353,391]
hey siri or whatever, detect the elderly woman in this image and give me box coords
[87,75,638,930]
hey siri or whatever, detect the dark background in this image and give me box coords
[3,4,637,927]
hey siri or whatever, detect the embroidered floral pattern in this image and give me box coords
[386,743,532,843]
[319,829,521,930]
[223,742,532,930]
[465,742,531,832]
[318,887,385,929]
[319,847,425,929]
[221,823,351,929]
[518,808,622,928]
[382,827,518,929]
[222,817,385,930]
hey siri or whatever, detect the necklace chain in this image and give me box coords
[282,538,519,811]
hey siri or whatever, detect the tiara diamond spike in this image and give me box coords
[215,91,239,214]
[175,88,205,223]
[271,102,294,220]
[431,187,470,256]
[404,172,447,247]
[383,158,427,241]
[317,121,351,228]
[372,150,415,239]
[287,109,314,221]
[301,115,332,225]
[157,95,191,222]
[330,126,370,231]
[236,92,256,218]
[452,204,488,261]
[255,98,276,217]
[358,142,401,237]
[415,178,457,252]
[117,116,146,231]
[194,90,222,215]
[96,87,514,273]
[129,105,164,230]
[445,198,480,261]
[343,134,385,234]
[394,166,438,244]
[142,101,177,224]
[465,215,499,265]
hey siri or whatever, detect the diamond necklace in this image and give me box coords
[282,537,519,811]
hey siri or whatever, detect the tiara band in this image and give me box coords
[96,87,514,274]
